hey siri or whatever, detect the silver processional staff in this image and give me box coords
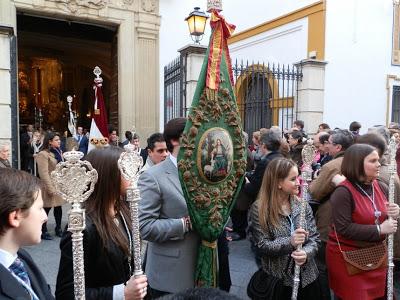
[387,136,397,300]
[291,139,315,300]
[51,150,98,300]
[118,142,144,277]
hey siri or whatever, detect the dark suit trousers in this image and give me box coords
[230,207,248,238]
[218,231,231,292]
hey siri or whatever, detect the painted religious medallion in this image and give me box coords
[198,128,233,183]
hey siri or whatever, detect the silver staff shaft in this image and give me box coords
[51,150,98,300]
[292,140,314,300]
[69,204,86,300]
[127,187,143,276]
[291,183,308,300]
[387,136,397,300]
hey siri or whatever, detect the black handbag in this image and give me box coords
[247,268,284,300]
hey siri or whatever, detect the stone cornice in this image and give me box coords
[135,11,160,40]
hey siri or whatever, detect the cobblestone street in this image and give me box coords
[23,205,400,299]
[24,205,258,299]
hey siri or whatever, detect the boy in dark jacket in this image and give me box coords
[0,168,54,300]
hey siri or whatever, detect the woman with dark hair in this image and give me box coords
[327,144,399,300]
[56,146,147,300]
[36,131,65,240]
[288,131,304,169]
[248,158,320,299]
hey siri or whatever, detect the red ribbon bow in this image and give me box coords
[206,10,236,92]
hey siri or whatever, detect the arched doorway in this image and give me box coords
[17,14,118,133]
[233,62,300,141]
[234,64,278,140]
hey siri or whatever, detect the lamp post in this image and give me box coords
[185,7,209,44]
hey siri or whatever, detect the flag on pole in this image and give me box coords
[67,95,77,137]
[88,66,109,152]
[178,2,247,287]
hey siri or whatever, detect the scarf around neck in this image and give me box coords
[50,147,63,163]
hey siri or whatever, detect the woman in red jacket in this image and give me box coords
[327,144,399,299]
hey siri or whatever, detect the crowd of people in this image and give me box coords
[0,118,399,299]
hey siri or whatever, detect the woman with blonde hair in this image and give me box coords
[247,158,320,299]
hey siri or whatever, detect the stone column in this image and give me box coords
[132,8,161,144]
[178,44,207,113]
[0,1,17,166]
[294,59,328,134]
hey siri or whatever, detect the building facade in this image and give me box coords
[161,0,400,134]
[227,0,400,132]
[0,0,160,166]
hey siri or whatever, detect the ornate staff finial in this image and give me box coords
[51,150,98,299]
[118,144,144,277]
[301,139,316,182]
[93,66,102,79]
[207,0,222,12]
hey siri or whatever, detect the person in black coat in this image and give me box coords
[75,126,89,155]
[243,130,283,200]
[56,146,147,300]
[230,130,283,240]
[20,124,34,172]
[132,133,148,164]
[0,168,54,300]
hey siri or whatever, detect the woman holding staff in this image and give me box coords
[327,144,399,300]
[247,158,321,299]
[56,146,147,300]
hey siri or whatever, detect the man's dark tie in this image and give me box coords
[9,257,31,287]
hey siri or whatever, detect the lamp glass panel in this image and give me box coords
[194,16,207,34]
[187,16,196,35]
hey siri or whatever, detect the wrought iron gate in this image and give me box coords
[164,57,182,123]
[163,58,303,139]
[232,61,302,139]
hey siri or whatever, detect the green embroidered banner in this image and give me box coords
[178,10,247,288]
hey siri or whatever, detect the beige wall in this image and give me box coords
[0,0,160,157]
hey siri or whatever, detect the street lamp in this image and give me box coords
[185,7,208,44]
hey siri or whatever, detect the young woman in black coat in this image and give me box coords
[56,146,147,300]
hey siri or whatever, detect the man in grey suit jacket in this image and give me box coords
[139,118,200,298]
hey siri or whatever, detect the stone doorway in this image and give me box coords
[17,14,118,133]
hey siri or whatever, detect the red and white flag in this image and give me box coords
[88,66,109,152]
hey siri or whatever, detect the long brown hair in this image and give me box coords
[258,158,297,230]
[84,146,131,255]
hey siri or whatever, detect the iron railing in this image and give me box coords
[164,57,183,123]
[232,60,302,139]
[163,58,303,139]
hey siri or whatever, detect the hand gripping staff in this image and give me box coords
[118,143,144,277]
[387,136,397,300]
[291,140,315,300]
[51,150,98,300]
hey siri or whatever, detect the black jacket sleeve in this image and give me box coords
[55,224,115,300]
[243,159,267,198]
